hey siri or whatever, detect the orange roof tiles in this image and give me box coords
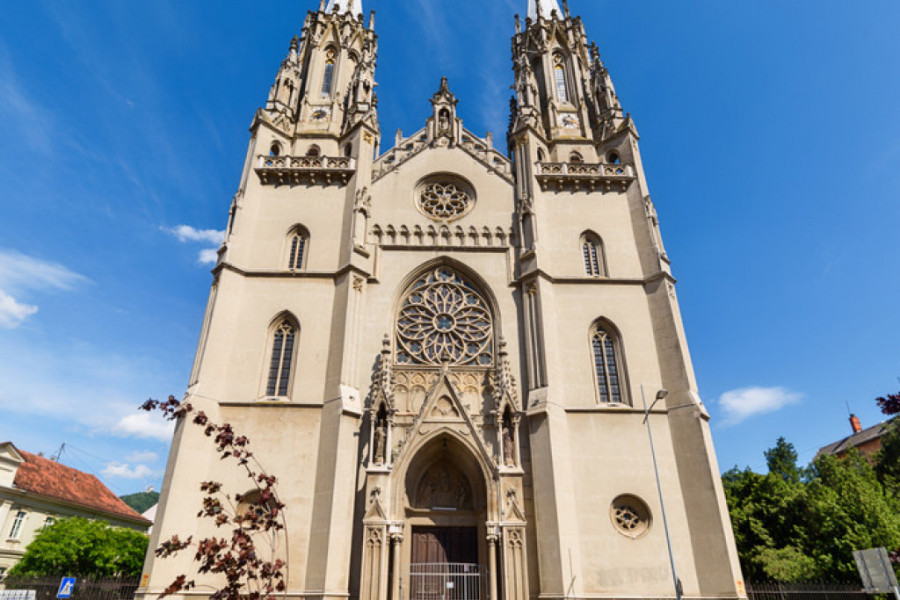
[12,448,150,525]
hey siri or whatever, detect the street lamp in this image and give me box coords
[641,385,683,600]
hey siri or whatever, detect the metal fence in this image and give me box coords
[1,576,140,600]
[408,563,485,600]
[747,581,871,600]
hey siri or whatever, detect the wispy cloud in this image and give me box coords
[0,249,89,293]
[0,40,55,155]
[717,386,802,427]
[125,450,159,463]
[102,461,154,480]
[112,412,175,442]
[165,225,224,265]
[0,249,89,328]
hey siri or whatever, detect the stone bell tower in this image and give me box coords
[139,1,746,600]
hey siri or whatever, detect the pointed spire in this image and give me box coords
[325,0,363,17]
[528,0,561,19]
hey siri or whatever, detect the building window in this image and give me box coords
[321,49,336,97]
[395,266,493,367]
[9,511,26,539]
[43,516,55,530]
[266,319,297,397]
[553,54,569,103]
[591,324,624,404]
[581,233,606,277]
[287,227,309,270]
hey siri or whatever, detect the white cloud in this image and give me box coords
[0,290,38,328]
[0,249,88,327]
[164,225,224,267]
[166,225,224,245]
[197,248,219,265]
[717,386,802,427]
[112,412,175,442]
[102,461,154,480]
[0,249,89,294]
[125,450,159,463]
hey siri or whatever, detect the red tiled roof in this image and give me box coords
[13,448,150,525]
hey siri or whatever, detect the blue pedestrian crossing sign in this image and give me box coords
[57,577,76,598]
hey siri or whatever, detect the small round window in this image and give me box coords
[610,494,651,539]
[415,175,475,222]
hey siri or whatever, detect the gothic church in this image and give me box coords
[138,1,745,599]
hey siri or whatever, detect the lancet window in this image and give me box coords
[266,318,298,397]
[581,232,606,277]
[395,267,493,367]
[553,53,569,103]
[591,323,624,404]
[287,227,309,270]
[321,48,336,97]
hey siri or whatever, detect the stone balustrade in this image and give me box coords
[255,155,356,186]
[535,161,634,192]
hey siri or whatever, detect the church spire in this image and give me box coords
[527,0,561,19]
[325,0,362,17]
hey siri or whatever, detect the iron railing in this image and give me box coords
[746,581,870,600]
[408,563,485,600]
[1,576,139,600]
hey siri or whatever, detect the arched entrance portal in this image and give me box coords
[403,435,488,600]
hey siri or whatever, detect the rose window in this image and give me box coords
[417,181,473,220]
[610,495,651,539]
[396,267,493,367]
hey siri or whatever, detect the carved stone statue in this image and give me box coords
[373,413,386,465]
[503,420,515,466]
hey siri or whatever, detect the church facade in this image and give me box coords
[138,1,745,600]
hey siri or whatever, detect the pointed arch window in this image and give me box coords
[266,318,298,397]
[553,53,569,103]
[287,226,309,270]
[591,323,625,404]
[581,232,606,277]
[321,48,336,97]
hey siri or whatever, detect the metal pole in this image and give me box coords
[641,385,682,600]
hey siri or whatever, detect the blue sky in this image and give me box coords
[1,0,898,496]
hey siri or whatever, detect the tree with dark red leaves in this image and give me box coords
[876,392,900,416]
[141,396,287,600]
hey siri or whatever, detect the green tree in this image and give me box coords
[7,517,148,578]
[723,438,900,582]
[722,439,810,581]
[119,491,160,514]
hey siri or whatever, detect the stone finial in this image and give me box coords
[527,0,561,20]
[326,0,363,17]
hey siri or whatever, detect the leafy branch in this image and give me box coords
[141,396,287,600]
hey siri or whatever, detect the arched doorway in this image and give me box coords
[402,434,488,600]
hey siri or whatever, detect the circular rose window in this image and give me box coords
[415,176,475,221]
[610,494,651,539]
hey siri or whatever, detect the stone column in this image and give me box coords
[487,527,500,600]
[390,528,403,600]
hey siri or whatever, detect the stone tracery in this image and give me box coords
[395,267,493,367]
